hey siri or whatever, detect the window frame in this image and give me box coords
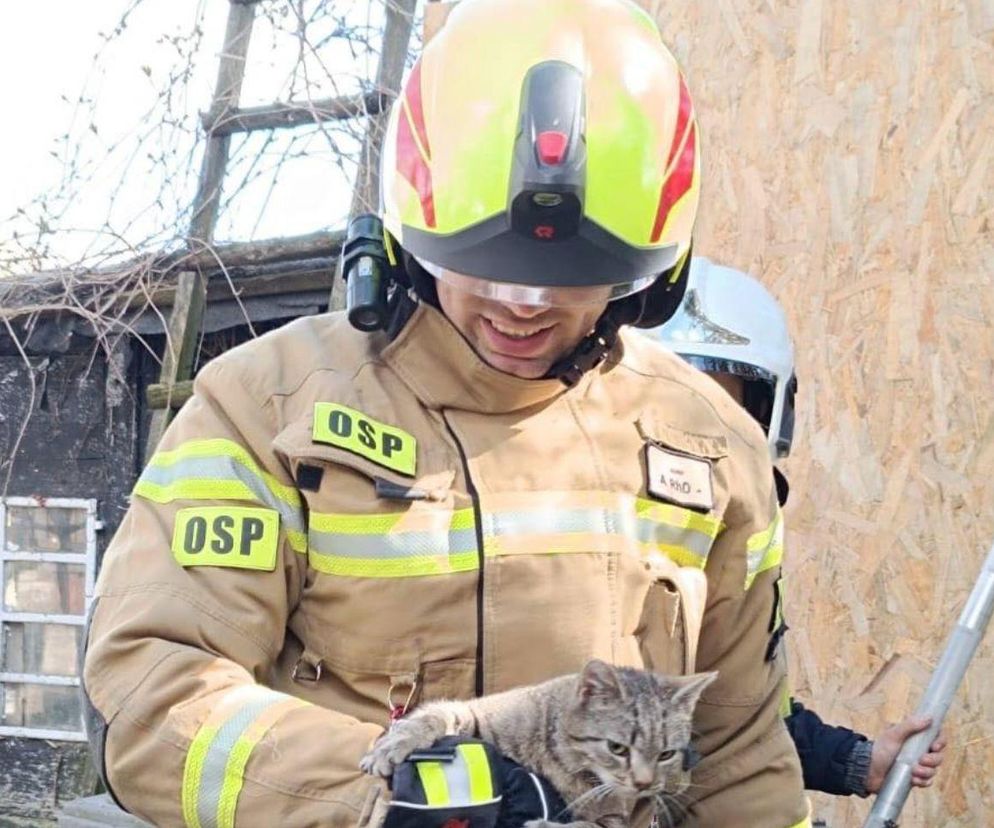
[0,496,99,741]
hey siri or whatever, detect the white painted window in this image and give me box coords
[0,497,98,741]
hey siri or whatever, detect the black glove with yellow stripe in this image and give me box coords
[382,736,570,828]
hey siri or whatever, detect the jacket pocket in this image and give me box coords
[273,416,455,505]
[634,554,708,675]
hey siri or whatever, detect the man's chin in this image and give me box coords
[484,350,551,380]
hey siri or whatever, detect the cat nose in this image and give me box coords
[632,766,655,790]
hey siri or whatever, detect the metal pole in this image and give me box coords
[864,540,994,828]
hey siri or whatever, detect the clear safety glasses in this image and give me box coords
[415,257,659,308]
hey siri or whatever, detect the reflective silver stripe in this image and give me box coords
[308,526,477,559]
[196,690,286,828]
[529,772,550,818]
[139,457,305,535]
[441,749,475,807]
[308,507,714,565]
[482,507,715,560]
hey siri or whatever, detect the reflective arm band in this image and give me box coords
[181,685,309,828]
[745,509,784,590]
[135,438,306,553]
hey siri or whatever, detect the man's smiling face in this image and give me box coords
[435,277,610,380]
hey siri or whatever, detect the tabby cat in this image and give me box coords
[361,659,716,828]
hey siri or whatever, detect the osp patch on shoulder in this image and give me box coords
[172,506,280,571]
[312,402,417,476]
[645,443,715,513]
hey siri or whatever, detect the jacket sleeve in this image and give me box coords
[681,430,808,827]
[82,356,388,828]
[786,700,871,796]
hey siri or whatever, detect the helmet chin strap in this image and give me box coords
[546,281,654,386]
[547,309,622,387]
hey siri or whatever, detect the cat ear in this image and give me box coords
[578,659,622,703]
[669,671,718,708]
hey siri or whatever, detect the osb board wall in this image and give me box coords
[422,1,994,824]
[640,0,994,824]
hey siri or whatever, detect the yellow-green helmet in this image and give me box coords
[380,0,699,305]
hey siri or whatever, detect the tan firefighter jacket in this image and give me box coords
[83,302,808,827]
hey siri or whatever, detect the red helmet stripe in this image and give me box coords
[396,61,436,227]
[405,62,433,160]
[650,75,695,243]
[650,121,695,243]
[664,75,693,175]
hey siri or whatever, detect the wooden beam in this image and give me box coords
[145,0,257,459]
[202,91,390,136]
[147,380,194,411]
[187,2,256,243]
[146,257,336,311]
[169,229,345,271]
[143,272,206,452]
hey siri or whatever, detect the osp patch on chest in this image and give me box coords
[312,402,417,476]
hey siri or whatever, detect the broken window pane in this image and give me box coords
[2,561,86,615]
[1,682,81,732]
[5,506,89,554]
[1,623,81,677]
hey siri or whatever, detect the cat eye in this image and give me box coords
[606,741,630,757]
[658,749,678,763]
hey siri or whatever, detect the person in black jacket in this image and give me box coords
[645,257,946,797]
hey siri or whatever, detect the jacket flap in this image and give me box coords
[641,418,729,460]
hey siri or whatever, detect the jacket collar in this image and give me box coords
[381,302,581,413]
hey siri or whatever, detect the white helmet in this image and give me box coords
[643,257,797,459]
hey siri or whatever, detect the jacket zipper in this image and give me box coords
[441,410,486,697]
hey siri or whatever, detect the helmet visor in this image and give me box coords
[416,257,659,308]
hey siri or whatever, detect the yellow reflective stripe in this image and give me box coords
[135,438,306,554]
[308,508,476,535]
[779,686,793,719]
[143,438,301,507]
[773,576,786,630]
[309,508,477,577]
[309,550,479,578]
[745,509,784,589]
[458,743,494,803]
[634,497,721,538]
[182,724,219,828]
[308,493,722,578]
[417,761,450,806]
[215,697,305,828]
[784,799,813,828]
[181,686,307,828]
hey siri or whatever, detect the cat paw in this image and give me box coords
[360,722,438,778]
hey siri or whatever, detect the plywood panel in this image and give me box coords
[641,1,994,824]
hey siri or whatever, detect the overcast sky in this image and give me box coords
[0,1,388,271]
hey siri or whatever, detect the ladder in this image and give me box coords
[144,0,421,459]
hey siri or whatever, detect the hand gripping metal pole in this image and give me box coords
[864,540,994,828]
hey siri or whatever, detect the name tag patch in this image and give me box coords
[172,507,280,571]
[312,402,417,476]
[645,443,714,512]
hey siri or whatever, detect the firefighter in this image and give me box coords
[647,257,947,798]
[82,2,809,826]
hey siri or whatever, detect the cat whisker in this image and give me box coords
[655,791,692,827]
[654,797,679,828]
[564,781,616,814]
